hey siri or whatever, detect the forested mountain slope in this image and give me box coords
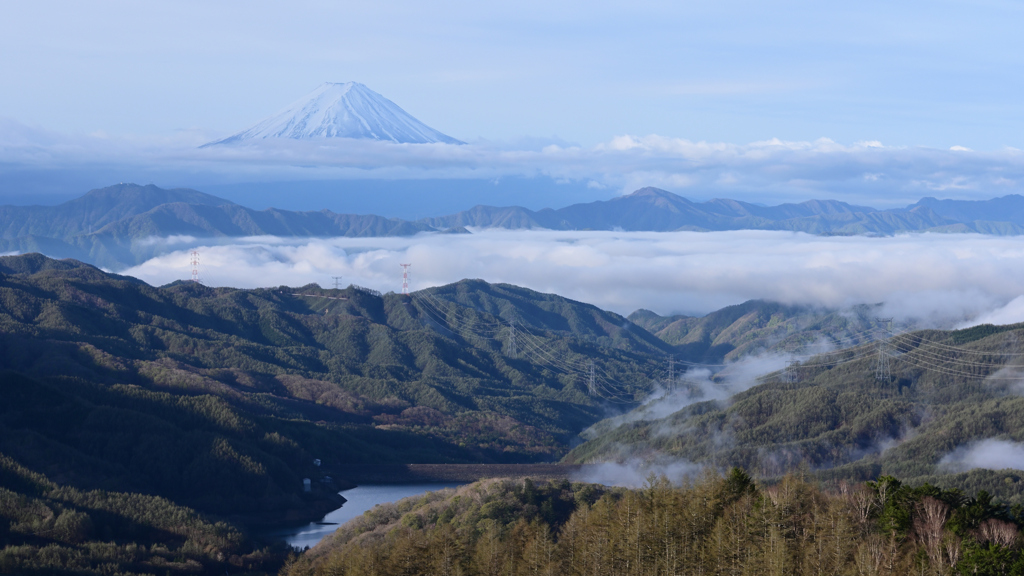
[567,321,1024,504]
[0,453,284,575]
[0,253,680,572]
[7,252,1024,574]
[0,253,666,507]
[422,279,674,357]
[628,300,883,363]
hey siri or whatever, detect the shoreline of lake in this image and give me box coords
[263,483,465,550]
[339,462,585,483]
[260,463,591,549]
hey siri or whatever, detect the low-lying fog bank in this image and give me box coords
[123,229,1024,328]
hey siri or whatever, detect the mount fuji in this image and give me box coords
[204,82,463,146]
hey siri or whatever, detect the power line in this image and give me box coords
[888,330,1024,358]
[886,335,1024,379]
[418,292,508,329]
[415,293,635,401]
[413,290,1024,403]
[287,291,348,301]
[412,291,884,403]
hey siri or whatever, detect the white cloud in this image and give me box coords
[571,458,703,488]
[121,230,1024,326]
[4,121,1024,208]
[959,295,1024,329]
[940,439,1024,472]
[588,351,803,435]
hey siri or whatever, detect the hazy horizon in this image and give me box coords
[4,2,1024,209]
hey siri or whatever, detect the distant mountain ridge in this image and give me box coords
[205,82,463,146]
[908,195,1024,225]
[0,183,232,239]
[5,183,1024,269]
[424,187,1024,235]
[0,183,438,268]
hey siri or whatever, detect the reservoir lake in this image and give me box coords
[268,483,464,550]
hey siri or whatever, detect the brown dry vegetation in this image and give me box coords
[286,472,1024,576]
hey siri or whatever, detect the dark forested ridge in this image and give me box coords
[0,253,674,573]
[0,452,287,575]
[0,253,667,504]
[286,473,1024,576]
[0,253,667,476]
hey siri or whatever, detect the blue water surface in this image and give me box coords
[266,483,464,550]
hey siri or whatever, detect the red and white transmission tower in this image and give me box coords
[400,263,411,294]
[190,250,200,283]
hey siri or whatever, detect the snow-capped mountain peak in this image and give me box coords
[204,82,463,146]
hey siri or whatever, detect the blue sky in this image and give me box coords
[3,0,1022,148]
[8,1,1024,324]
[2,0,1024,210]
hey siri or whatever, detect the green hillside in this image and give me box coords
[0,253,678,573]
[8,250,1024,574]
[0,254,665,511]
[566,320,1024,503]
[423,279,674,357]
[628,300,882,363]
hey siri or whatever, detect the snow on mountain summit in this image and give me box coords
[204,82,463,146]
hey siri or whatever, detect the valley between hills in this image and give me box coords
[3,249,1024,574]
[9,4,1024,572]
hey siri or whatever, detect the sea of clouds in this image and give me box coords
[124,229,1024,327]
[114,210,1024,484]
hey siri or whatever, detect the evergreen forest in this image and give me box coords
[3,252,1024,574]
[0,253,666,574]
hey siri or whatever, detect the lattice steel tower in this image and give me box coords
[874,317,894,382]
[507,317,518,359]
[190,251,200,283]
[785,360,800,383]
[400,264,411,294]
